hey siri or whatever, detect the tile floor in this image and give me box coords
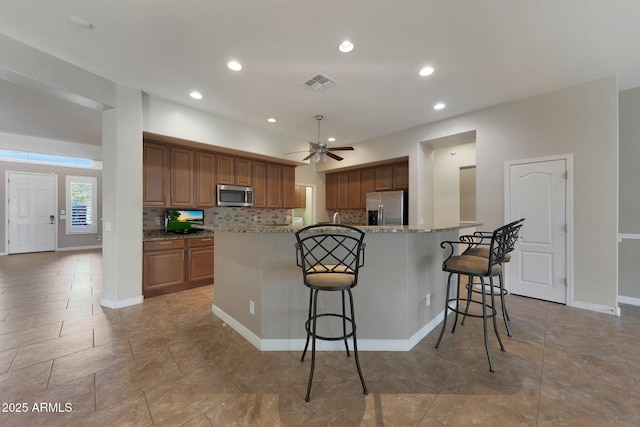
[0,249,639,426]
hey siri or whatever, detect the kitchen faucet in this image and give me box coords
[332,211,341,224]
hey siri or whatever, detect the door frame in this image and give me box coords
[504,154,574,306]
[4,171,59,255]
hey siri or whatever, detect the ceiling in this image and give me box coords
[2,0,640,156]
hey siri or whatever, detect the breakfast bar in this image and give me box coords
[210,224,477,352]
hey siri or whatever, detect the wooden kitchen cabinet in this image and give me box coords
[361,168,375,208]
[170,147,195,207]
[282,165,295,208]
[252,161,268,208]
[218,155,252,186]
[393,162,409,190]
[337,172,349,209]
[236,158,252,186]
[143,143,169,206]
[143,237,214,298]
[267,164,282,208]
[187,237,214,282]
[325,173,338,210]
[348,170,362,209]
[295,185,307,208]
[196,151,216,207]
[143,240,186,296]
[374,165,394,191]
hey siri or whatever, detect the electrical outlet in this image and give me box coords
[426,293,431,307]
[249,300,255,315]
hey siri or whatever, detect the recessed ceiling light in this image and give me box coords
[267,117,276,123]
[227,60,243,71]
[190,91,203,100]
[434,102,446,110]
[328,137,336,142]
[338,40,354,53]
[419,66,434,77]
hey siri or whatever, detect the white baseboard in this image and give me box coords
[570,299,619,316]
[101,295,143,309]
[212,304,446,352]
[618,295,640,307]
[57,245,102,252]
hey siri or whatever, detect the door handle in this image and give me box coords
[50,215,55,224]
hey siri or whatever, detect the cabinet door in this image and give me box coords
[217,155,235,185]
[282,165,296,209]
[170,147,195,207]
[361,168,375,209]
[143,143,169,206]
[236,158,252,186]
[143,249,186,295]
[196,152,216,207]
[188,246,214,282]
[325,173,338,210]
[393,162,409,190]
[337,172,349,209]
[252,161,268,208]
[374,165,394,191]
[267,164,282,208]
[295,185,307,209]
[348,170,362,209]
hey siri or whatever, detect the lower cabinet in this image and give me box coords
[143,236,214,297]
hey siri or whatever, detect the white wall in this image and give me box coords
[432,142,476,224]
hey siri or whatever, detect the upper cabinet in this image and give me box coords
[143,143,169,206]
[143,139,295,208]
[325,160,409,210]
[170,147,195,207]
[195,151,216,207]
[218,155,252,186]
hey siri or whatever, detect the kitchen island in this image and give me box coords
[210,224,477,352]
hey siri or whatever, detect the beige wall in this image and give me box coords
[0,161,102,254]
[320,76,619,309]
[432,142,477,225]
[618,87,640,300]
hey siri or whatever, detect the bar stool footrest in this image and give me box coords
[304,313,355,341]
[446,298,497,319]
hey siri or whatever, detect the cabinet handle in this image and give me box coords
[181,251,185,261]
[200,238,212,242]
[159,241,172,245]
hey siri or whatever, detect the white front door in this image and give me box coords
[506,158,569,304]
[7,172,56,254]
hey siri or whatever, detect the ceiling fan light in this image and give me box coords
[310,152,321,163]
[321,152,329,161]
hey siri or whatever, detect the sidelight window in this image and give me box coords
[66,176,97,234]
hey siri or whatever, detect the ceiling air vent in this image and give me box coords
[304,73,337,92]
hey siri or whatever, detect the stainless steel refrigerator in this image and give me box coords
[366,190,408,226]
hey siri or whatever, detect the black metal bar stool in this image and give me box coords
[435,221,521,371]
[461,218,525,336]
[294,223,368,402]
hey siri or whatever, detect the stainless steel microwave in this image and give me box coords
[216,184,254,207]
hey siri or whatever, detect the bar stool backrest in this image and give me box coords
[295,224,366,286]
[478,221,523,276]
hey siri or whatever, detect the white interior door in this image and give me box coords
[7,172,56,254]
[507,158,568,303]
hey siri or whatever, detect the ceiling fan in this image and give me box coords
[296,115,354,162]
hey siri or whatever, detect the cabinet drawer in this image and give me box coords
[187,237,215,248]
[144,239,185,251]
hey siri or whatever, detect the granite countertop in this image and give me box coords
[143,229,216,241]
[202,223,480,234]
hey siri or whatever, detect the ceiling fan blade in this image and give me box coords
[302,153,315,161]
[326,152,344,161]
[309,142,321,150]
[327,146,354,151]
[284,149,313,155]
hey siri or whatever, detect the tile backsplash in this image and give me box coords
[143,207,292,231]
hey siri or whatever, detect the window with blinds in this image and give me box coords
[66,176,97,234]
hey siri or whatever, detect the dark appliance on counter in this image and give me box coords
[165,209,204,233]
[216,184,254,207]
[366,190,408,226]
